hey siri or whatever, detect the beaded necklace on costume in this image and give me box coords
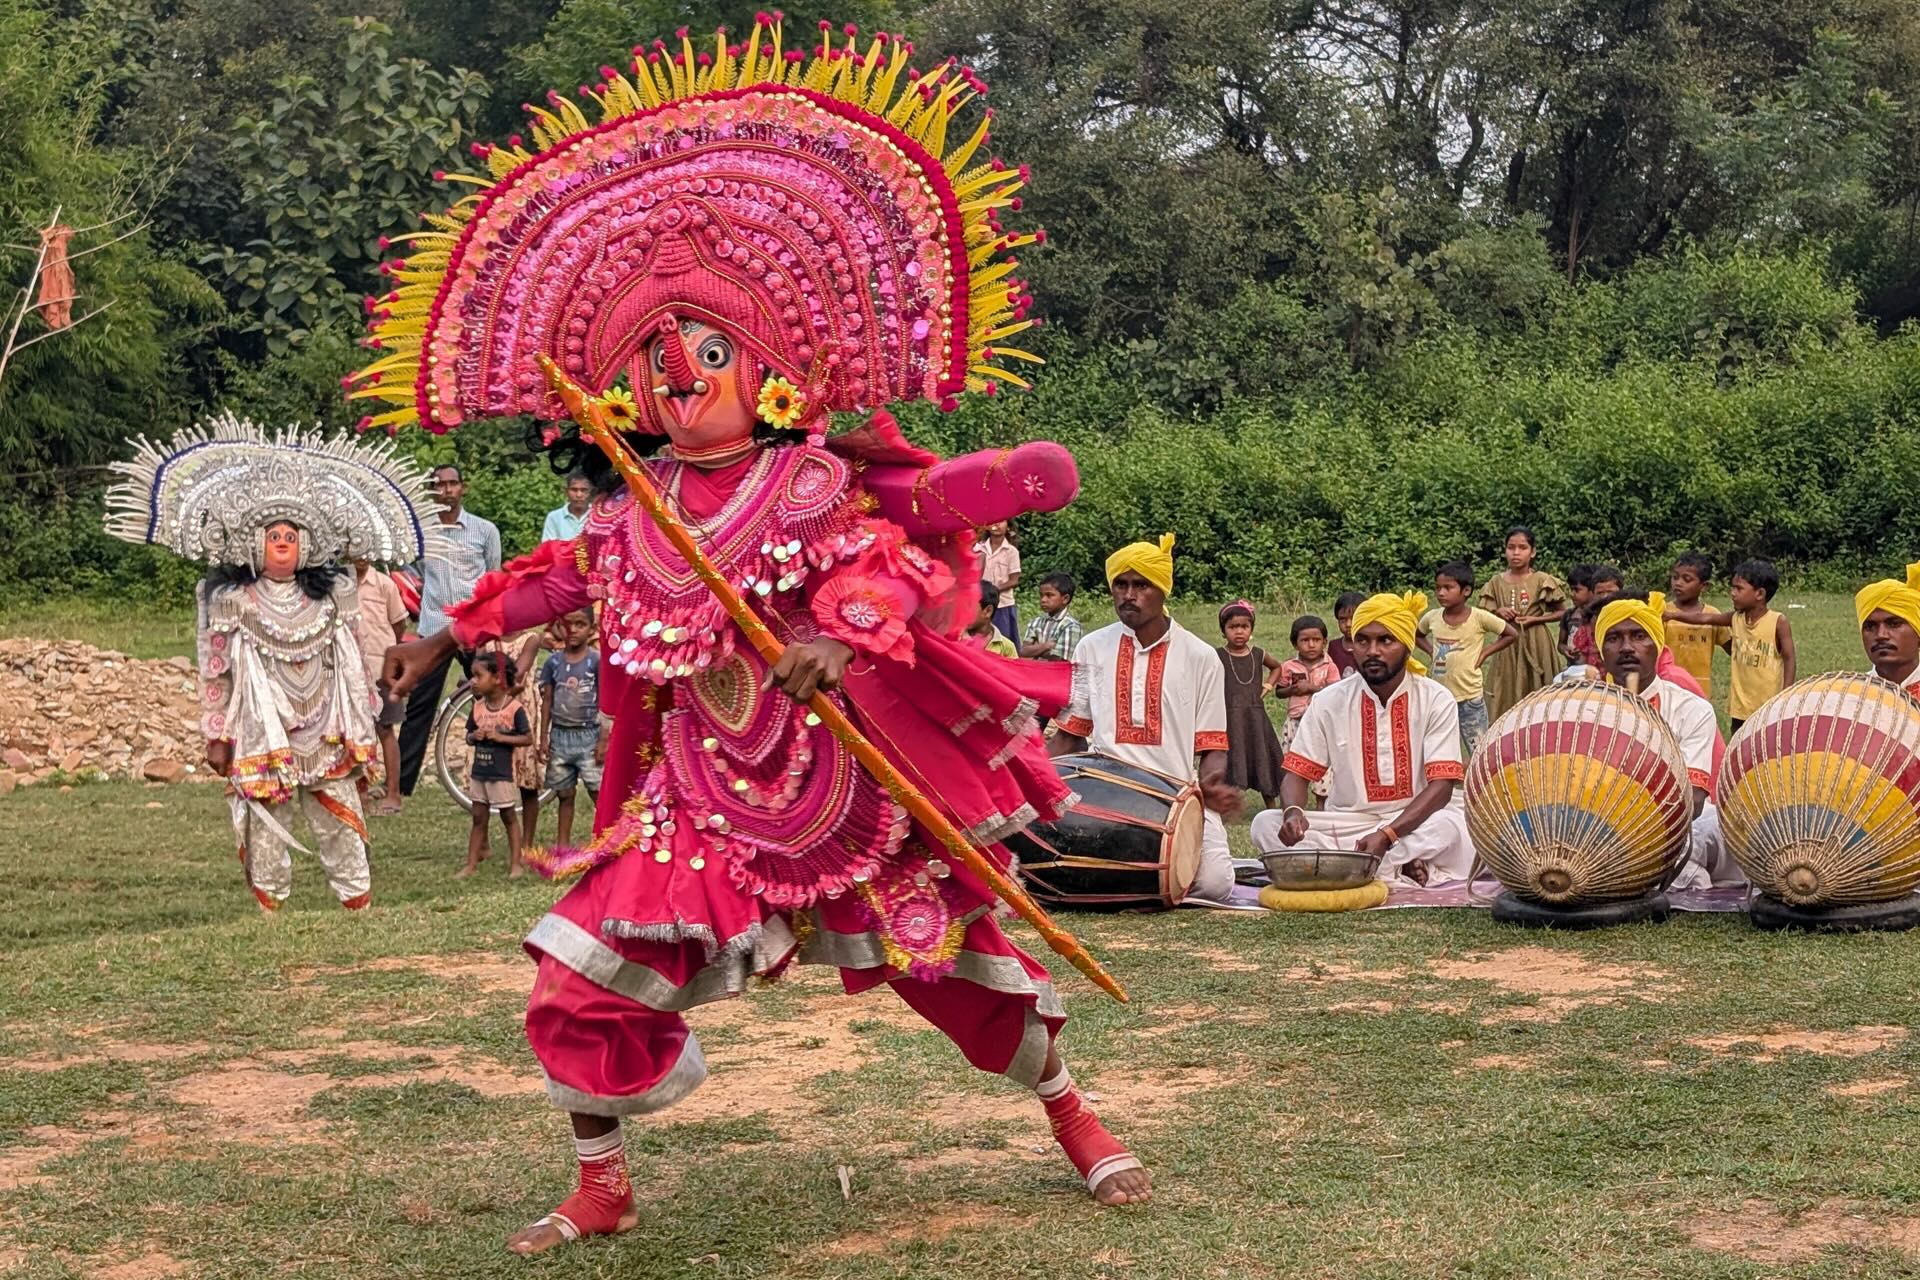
[587,445,861,685]
[206,577,342,664]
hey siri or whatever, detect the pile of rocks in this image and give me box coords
[0,639,211,794]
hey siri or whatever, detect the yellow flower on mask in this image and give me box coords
[756,375,806,430]
[599,384,639,426]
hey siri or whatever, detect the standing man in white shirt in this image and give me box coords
[975,520,1022,652]
[541,472,594,543]
[397,464,502,795]
[1252,591,1474,886]
[1051,534,1241,903]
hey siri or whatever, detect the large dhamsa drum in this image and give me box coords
[1007,753,1203,911]
[1719,672,1920,932]
[1466,681,1693,928]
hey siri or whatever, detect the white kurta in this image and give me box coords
[1643,677,1741,891]
[1060,620,1234,902]
[1250,671,1473,885]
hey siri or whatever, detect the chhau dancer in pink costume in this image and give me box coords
[364,16,1151,1253]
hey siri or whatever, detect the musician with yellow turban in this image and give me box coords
[1053,535,1242,902]
[1594,590,1740,891]
[1858,564,1920,698]
[1251,591,1475,886]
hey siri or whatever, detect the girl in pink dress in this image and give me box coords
[366,18,1150,1253]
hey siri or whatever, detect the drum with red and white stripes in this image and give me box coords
[1718,673,1920,908]
[1466,681,1693,906]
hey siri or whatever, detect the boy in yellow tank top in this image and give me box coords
[1666,551,1729,690]
[1667,558,1796,731]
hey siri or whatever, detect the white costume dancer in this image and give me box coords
[106,414,441,910]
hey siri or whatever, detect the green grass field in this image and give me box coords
[2,591,1913,1278]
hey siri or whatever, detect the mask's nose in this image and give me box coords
[651,315,708,396]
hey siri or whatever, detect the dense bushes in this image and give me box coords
[921,249,1920,600]
[6,246,1917,608]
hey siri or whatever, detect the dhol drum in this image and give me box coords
[1466,680,1693,928]
[1007,753,1204,910]
[1719,672,1920,932]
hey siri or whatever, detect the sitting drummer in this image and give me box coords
[1594,591,1740,890]
[1052,535,1241,903]
[1858,563,1920,697]
[1251,592,1474,887]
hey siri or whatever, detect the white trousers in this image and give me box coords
[1183,810,1237,903]
[231,779,373,907]
[1249,804,1476,886]
[1668,804,1746,892]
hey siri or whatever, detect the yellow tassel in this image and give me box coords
[944,115,992,179]
[968,364,1033,389]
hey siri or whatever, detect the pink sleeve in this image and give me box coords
[807,519,955,666]
[448,539,591,648]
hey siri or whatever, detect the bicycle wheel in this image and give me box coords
[435,685,562,811]
[434,686,478,810]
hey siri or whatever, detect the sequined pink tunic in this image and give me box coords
[450,444,1074,1112]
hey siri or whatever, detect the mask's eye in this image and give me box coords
[697,336,733,370]
[650,344,667,372]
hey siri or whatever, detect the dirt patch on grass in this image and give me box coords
[1137,1003,1264,1038]
[1828,1076,1909,1099]
[168,1064,343,1145]
[1430,946,1668,1022]
[1467,1054,1541,1072]
[9,1040,211,1072]
[0,1109,156,1190]
[288,950,530,995]
[262,1039,538,1099]
[821,1204,1029,1257]
[91,1251,188,1279]
[1689,1198,1920,1264]
[650,978,937,1128]
[1181,947,1261,974]
[1281,960,1409,984]
[1686,1025,1907,1063]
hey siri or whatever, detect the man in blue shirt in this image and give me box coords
[398,464,502,795]
[541,472,593,543]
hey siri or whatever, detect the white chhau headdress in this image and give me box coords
[104,412,444,571]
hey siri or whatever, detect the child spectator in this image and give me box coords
[974,520,1021,645]
[462,651,532,879]
[1558,564,1596,665]
[968,578,1018,657]
[1021,572,1084,663]
[1327,592,1366,675]
[1478,526,1566,718]
[351,558,411,816]
[1419,561,1520,757]
[1669,558,1796,731]
[1215,601,1286,807]
[1666,551,1729,692]
[1276,615,1342,747]
[537,609,605,852]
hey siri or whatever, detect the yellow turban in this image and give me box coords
[1106,533,1176,596]
[1350,591,1428,675]
[1855,562,1920,633]
[1595,590,1667,655]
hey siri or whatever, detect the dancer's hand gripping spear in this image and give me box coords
[537,356,1128,1004]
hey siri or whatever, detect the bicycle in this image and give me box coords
[430,678,560,811]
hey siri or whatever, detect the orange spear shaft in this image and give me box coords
[537,356,1127,1003]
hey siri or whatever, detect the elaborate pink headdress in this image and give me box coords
[347,18,1042,434]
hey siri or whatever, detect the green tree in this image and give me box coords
[207,18,490,353]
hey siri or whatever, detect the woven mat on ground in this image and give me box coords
[1182,880,1750,914]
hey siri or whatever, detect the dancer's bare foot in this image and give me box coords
[505,1204,639,1255]
[375,799,402,816]
[454,861,481,879]
[1091,1164,1153,1205]
[508,864,526,880]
